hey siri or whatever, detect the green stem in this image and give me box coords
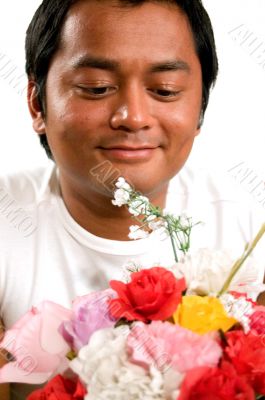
[166,219,178,263]
[218,223,265,296]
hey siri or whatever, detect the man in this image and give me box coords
[0,0,264,398]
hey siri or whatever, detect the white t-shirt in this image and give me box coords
[0,162,264,398]
[0,162,264,329]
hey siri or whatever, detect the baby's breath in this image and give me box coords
[112,177,200,262]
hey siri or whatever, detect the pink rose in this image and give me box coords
[60,289,117,351]
[0,301,72,384]
[127,321,222,373]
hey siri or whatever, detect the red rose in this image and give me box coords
[178,362,255,400]
[109,267,186,322]
[224,330,265,394]
[27,375,87,400]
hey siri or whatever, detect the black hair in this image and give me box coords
[25,0,218,160]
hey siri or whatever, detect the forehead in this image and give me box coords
[53,0,200,73]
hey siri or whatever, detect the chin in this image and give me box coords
[121,170,170,198]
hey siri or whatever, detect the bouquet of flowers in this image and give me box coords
[0,178,265,399]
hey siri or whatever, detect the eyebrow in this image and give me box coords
[71,55,191,74]
[149,60,190,73]
[72,56,119,71]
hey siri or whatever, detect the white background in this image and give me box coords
[0,0,264,178]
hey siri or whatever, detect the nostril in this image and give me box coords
[116,125,135,133]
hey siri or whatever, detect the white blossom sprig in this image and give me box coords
[112,177,199,262]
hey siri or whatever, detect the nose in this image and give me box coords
[109,85,153,132]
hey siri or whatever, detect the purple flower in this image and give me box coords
[60,289,117,352]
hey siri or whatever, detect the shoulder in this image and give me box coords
[0,162,57,208]
[168,162,265,248]
[170,162,265,208]
[0,163,58,240]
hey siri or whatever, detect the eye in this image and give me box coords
[77,85,116,97]
[87,87,110,95]
[152,89,181,98]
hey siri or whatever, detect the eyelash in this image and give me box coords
[151,89,180,98]
[77,86,181,100]
[78,86,115,96]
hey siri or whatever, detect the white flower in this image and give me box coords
[71,326,129,386]
[71,326,167,400]
[112,188,130,207]
[121,262,141,282]
[128,196,150,216]
[168,249,261,297]
[145,214,157,222]
[129,225,149,240]
[178,212,191,229]
[220,293,253,333]
[115,177,132,191]
[148,219,167,231]
[148,219,169,241]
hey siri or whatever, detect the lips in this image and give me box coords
[101,144,158,150]
[99,145,159,162]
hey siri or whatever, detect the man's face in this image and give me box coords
[35,0,202,199]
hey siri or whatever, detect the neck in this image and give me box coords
[58,175,168,241]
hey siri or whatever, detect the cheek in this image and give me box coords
[162,107,200,148]
[46,99,109,145]
[158,103,200,174]
[158,84,202,143]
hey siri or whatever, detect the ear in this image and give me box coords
[27,80,46,135]
[195,127,201,137]
[195,110,204,134]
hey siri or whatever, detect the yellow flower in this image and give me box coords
[173,296,237,335]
